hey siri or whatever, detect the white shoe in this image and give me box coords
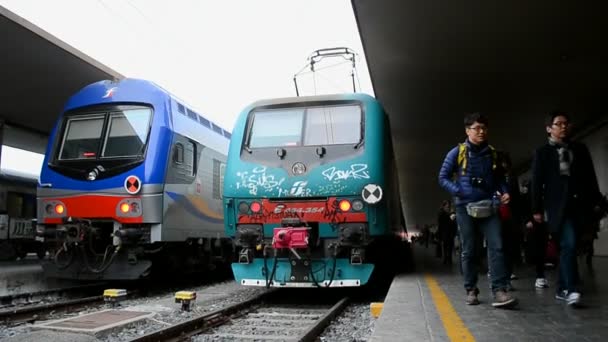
[566,292,581,306]
[535,278,549,288]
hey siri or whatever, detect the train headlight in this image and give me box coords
[45,204,53,214]
[116,199,142,217]
[338,199,351,212]
[352,199,364,211]
[250,201,262,213]
[120,203,130,213]
[55,204,65,215]
[238,201,250,214]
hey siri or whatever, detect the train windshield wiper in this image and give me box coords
[354,139,364,149]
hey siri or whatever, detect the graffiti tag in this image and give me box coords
[236,167,285,195]
[321,164,370,182]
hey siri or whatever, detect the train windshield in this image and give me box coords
[248,104,362,148]
[59,108,152,160]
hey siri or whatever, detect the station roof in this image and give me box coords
[0,5,123,136]
[352,0,608,226]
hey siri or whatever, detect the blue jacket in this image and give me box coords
[438,140,508,206]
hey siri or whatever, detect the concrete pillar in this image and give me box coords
[0,120,4,169]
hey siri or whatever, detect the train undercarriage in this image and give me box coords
[38,218,232,280]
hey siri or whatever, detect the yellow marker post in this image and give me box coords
[370,302,383,318]
[103,289,127,307]
[175,291,197,311]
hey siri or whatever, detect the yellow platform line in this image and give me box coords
[424,274,476,342]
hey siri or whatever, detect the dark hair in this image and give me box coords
[545,110,570,127]
[464,112,489,127]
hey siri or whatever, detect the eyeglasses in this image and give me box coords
[552,121,570,128]
[467,125,488,132]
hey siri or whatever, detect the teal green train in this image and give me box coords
[223,93,408,287]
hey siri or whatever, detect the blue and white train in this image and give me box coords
[36,78,231,280]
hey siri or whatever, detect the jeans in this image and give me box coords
[456,205,509,292]
[528,223,548,278]
[556,219,577,293]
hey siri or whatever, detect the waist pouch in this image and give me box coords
[465,200,496,218]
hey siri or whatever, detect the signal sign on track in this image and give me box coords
[125,175,141,194]
[362,184,382,204]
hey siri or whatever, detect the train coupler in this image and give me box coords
[272,227,309,249]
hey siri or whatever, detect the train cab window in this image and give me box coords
[59,116,105,160]
[103,109,151,157]
[173,143,184,164]
[247,104,362,148]
[249,109,304,148]
[303,105,361,145]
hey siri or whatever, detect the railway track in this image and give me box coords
[0,282,108,309]
[0,294,104,325]
[130,290,349,342]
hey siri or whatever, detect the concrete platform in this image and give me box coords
[372,245,608,341]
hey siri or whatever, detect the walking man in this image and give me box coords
[531,111,601,306]
[439,112,517,308]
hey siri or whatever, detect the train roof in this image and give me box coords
[63,78,230,135]
[246,93,377,108]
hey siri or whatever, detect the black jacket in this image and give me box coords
[531,141,601,234]
[437,210,457,242]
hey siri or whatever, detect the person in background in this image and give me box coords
[496,151,523,287]
[520,180,550,288]
[437,200,458,265]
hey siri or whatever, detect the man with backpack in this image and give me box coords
[438,112,517,308]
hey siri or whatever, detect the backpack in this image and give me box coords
[456,143,497,175]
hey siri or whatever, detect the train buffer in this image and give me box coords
[175,291,197,311]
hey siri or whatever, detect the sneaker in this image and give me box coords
[535,278,549,288]
[555,290,568,301]
[466,289,480,305]
[566,292,581,306]
[492,290,517,308]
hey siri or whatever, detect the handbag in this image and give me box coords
[545,239,558,264]
[498,203,512,221]
[465,200,496,218]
